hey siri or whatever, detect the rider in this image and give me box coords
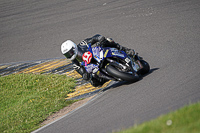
[61,34,135,87]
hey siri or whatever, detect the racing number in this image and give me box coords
[82,51,93,64]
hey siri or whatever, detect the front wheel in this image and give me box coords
[139,60,150,75]
[106,65,139,82]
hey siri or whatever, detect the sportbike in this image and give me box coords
[81,43,150,83]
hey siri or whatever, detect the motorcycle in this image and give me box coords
[81,43,150,83]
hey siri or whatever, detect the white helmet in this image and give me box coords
[61,40,78,60]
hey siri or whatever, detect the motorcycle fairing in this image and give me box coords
[102,47,128,59]
[82,43,142,75]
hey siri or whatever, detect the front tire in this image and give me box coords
[139,60,150,75]
[106,65,139,82]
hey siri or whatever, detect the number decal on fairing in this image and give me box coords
[125,58,130,63]
[82,51,93,64]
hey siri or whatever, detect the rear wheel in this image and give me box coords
[106,65,139,82]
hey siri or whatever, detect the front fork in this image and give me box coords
[127,53,144,74]
[127,56,137,73]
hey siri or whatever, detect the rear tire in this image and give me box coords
[106,65,139,82]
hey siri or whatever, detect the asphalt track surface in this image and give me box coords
[1,0,200,133]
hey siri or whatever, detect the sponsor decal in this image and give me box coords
[104,50,109,57]
[63,49,68,53]
[92,47,100,55]
[92,67,99,73]
[100,50,104,60]
[112,52,125,58]
[80,40,88,46]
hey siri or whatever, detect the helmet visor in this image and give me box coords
[64,47,75,59]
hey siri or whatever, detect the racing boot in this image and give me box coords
[90,77,108,87]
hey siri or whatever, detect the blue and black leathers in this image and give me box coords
[71,34,134,87]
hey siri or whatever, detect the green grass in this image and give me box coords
[1,74,199,133]
[0,73,76,133]
[118,102,200,133]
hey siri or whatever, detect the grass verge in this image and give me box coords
[118,102,200,133]
[0,73,76,133]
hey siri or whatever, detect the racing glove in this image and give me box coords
[119,46,135,56]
